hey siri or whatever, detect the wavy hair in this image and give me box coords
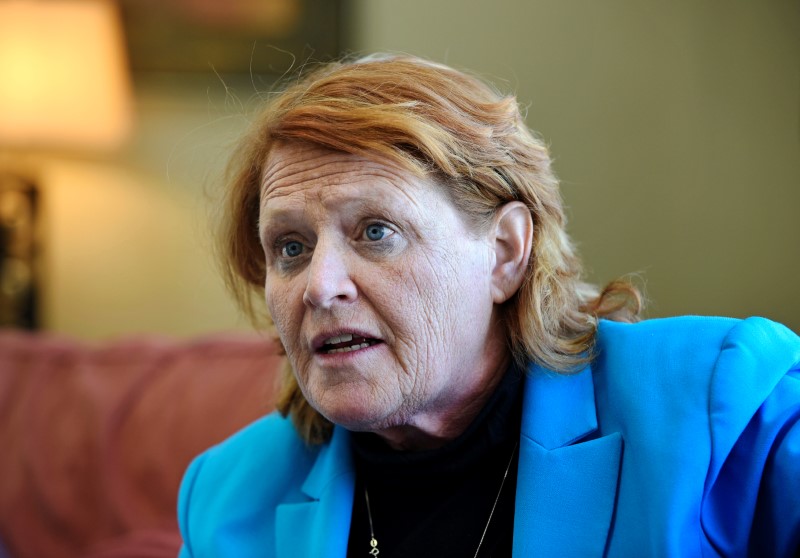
[218,54,641,443]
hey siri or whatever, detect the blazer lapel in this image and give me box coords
[276,426,355,558]
[514,363,623,558]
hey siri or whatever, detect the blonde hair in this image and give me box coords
[219,54,640,443]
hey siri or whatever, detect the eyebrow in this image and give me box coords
[258,193,424,243]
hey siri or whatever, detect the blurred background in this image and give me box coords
[0,0,797,339]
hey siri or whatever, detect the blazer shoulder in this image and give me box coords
[595,316,740,395]
[184,412,316,500]
[598,315,737,352]
[594,316,800,433]
[178,413,319,555]
[597,315,799,381]
[200,411,311,466]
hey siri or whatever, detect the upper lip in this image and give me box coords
[310,329,383,351]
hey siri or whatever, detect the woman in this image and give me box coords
[178,55,800,557]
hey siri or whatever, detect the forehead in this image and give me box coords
[259,142,433,216]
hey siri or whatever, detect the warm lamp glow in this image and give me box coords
[0,0,133,150]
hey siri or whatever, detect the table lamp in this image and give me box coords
[0,0,133,328]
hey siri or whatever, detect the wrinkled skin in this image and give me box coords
[259,142,510,450]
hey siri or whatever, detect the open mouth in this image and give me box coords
[319,333,382,354]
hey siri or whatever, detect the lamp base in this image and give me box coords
[0,173,40,330]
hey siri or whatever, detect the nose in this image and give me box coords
[302,240,358,309]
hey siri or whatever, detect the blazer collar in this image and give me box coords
[514,362,623,557]
[520,362,599,449]
[276,426,355,558]
[301,426,354,499]
[276,362,624,558]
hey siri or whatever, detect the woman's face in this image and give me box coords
[259,142,509,447]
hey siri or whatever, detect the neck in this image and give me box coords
[373,353,511,452]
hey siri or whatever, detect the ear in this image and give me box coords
[489,201,533,304]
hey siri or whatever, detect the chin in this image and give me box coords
[312,395,396,433]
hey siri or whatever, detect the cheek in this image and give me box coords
[377,246,492,359]
[412,245,491,310]
[266,278,313,387]
[265,276,303,344]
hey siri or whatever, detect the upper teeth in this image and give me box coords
[325,333,353,345]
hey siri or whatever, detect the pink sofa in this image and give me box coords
[0,330,284,558]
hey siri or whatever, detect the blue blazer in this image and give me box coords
[178,317,800,557]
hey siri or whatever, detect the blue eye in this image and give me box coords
[365,224,389,241]
[281,241,304,257]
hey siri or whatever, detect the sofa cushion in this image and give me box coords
[0,330,283,558]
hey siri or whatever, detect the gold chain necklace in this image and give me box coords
[363,441,519,558]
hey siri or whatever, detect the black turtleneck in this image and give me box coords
[346,365,524,558]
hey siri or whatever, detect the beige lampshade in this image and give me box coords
[0,0,133,151]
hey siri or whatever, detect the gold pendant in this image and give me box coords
[369,536,380,556]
